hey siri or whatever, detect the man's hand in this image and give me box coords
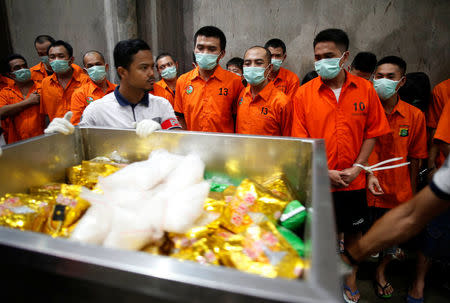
[329,170,349,188]
[367,174,384,195]
[44,111,75,135]
[28,92,40,105]
[340,166,362,185]
[134,119,161,138]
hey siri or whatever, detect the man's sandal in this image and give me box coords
[374,280,393,299]
[406,294,424,303]
[343,284,360,303]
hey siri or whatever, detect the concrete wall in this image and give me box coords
[5,0,137,82]
[4,0,450,86]
[186,0,450,86]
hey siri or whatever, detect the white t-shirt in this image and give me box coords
[430,156,450,200]
[79,89,180,129]
[332,88,342,102]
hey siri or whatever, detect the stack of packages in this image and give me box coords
[0,149,308,279]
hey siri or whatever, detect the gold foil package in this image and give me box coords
[218,220,304,279]
[66,161,122,189]
[221,179,289,233]
[43,184,90,237]
[0,193,54,232]
[253,172,297,202]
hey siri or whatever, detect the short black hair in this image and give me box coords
[113,39,151,70]
[226,57,244,70]
[244,46,272,64]
[34,35,55,45]
[301,70,318,85]
[156,52,176,68]
[376,55,407,76]
[313,28,349,52]
[264,38,286,54]
[83,50,105,65]
[5,54,28,72]
[194,26,226,51]
[48,40,73,57]
[351,52,377,73]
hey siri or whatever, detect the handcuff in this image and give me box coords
[353,157,410,175]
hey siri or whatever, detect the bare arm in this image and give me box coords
[340,137,376,184]
[409,158,421,194]
[348,186,449,262]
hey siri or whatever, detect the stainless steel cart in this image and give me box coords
[0,128,339,302]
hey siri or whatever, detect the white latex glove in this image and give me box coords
[44,111,75,135]
[133,119,161,138]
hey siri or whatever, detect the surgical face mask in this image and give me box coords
[40,56,49,65]
[373,78,401,100]
[161,65,177,80]
[86,65,107,82]
[243,66,267,86]
[50,59,71,74]
[271,58,283,71]
[314,53,345,80]
[12,68,31,83]
[195,53,219,70]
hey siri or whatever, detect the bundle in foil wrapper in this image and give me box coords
[221,179,289,233]
[43,184,90,237]
[0,193,54,232]
[66,160,123,189]
[218,219,304,279]
[253,172,297,202]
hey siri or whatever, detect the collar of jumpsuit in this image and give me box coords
[114,86,149,107]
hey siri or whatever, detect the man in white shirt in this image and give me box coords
[44,39,180,137]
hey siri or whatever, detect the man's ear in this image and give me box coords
[175,62,179,70]
[69,57,74,66]
[218,50,226,61]
[398,75,407,89]
[266,64,273,77]
[105,64,109,72]
[117,66,127,79]
[282,53,287,61]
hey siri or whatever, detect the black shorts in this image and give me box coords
[332,189,368,233]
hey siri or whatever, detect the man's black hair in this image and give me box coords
[376,55,407,76]
[351,52,377,73]
[264,38,286,54]
[113,39,151,70]
[194,26,226,51]
[5,54,28,72]
[47,40,74,57]
[226,57,244,70]
[83,50,106,65]
[34,35,55,45]
[301,70,318,85]
[313,28,349,52]
[156,52,176,68]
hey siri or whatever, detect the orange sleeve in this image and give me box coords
[0,90,8,107]
[434,101,450,144]
[232,78,244,115]
[40,80,48,115]
[286,73,300,101]
[408,110,428,159]
[291,90,309,138]
[280,95,293,136]
[427,84,445,128]
[364,86,391,139]
[174,76,184,115]
[70,87,87,125]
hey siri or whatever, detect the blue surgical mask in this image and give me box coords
[86,65,107,82]
[161,66,177,80]
[40,56,49,65]
[271,59,283,71]
[373,78,401,100]
[12,68,31,83]
[314,53,345,80]
[243,66,267,86]
[195,53,219,70]
[50,59,71,74]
